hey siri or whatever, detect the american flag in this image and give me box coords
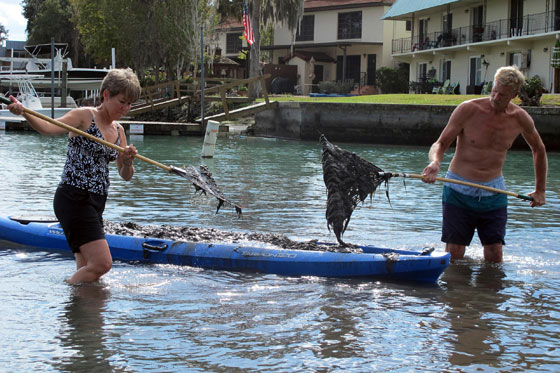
[243,1,254,46]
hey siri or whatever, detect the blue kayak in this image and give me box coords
[0,215,450,282]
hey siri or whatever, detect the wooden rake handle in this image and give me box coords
[1,95,171,172]
[381,172,534,202]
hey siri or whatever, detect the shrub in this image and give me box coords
[375,65,409,94]
[519,76,544,106]
[318,80,353,94]
[336,80,354,94]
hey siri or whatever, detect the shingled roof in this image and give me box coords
[305,0,396,11]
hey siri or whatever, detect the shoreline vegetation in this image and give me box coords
[256,93,560,107]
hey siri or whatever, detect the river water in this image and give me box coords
[0,130,558,371]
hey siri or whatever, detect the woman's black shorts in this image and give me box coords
[53,184,107,253]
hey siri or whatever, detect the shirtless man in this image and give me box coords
[422,65,547,263]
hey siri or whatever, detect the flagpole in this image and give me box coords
[243,0,255,93]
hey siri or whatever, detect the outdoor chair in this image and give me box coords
[481,81,492,95]
[438,80,450,94]
[446,81,459,94]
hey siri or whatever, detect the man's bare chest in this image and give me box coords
[461,112,522,150]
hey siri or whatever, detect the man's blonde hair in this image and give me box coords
[494,65,525,93]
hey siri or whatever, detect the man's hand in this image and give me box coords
[422,161,440,184]
[528,190,546,207]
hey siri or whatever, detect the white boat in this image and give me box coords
[0,43,107,92]
[0,75,76,121]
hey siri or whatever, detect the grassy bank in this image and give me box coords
[262,93,560,107]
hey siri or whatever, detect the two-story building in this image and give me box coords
[383,0,560,94]
[214,0,409,95]
[0,40,27,72]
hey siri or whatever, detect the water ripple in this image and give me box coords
[0,132,559,371]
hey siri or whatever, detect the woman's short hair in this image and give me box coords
[100,68,141,103]
[494,65,525,93]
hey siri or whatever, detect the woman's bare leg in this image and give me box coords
[75,252,86,270]
[68,239,112,284]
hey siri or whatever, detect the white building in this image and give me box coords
[383,0,560,94]
[214,0,409,95]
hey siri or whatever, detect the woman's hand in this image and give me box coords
[7,96,25,116]
[118,144,138,181]
[122,144,138,166]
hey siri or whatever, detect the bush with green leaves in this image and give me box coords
[519,75,544,106]
[318,80,354,94]
[375,65,410,94]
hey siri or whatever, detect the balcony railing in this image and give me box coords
[392,10,560,54]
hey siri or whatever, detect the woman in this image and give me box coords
[7,68,141,283]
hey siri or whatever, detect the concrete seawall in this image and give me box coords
[255,102,560,151]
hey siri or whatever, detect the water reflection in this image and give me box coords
[0,133,559,371]
[317,287,364,359]
[53,284,113,372]
[440,262,507,367]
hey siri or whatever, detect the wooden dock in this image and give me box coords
[128,96,252,116]
[128,75,277,122]
[201,101,278,122]
[0,118,205,136]
[118,120,202,136]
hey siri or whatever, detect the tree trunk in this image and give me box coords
[72,30,80,67]
[248,0,262,99]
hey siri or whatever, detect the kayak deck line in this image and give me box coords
[0,215,450,283]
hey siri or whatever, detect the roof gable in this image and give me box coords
[283,51,336,63]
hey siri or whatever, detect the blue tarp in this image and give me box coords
[382,0,460,19]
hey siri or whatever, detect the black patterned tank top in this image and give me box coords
[60,116,120,195]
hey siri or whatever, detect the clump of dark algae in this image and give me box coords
[104,221,362,253]
[320,135,391,246]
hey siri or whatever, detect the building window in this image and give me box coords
[472,5,484,42]
[417,62,427,80]
[406,20,411,31]
[442,60,451,81]
[296,15,314,41]
[419,18,428,44]
[510,52,522,67]
[226,33,242,54]
[338,11,362,39]
[469,56,482,86]
[442,13,453,34]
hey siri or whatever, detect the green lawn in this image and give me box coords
[262,93,560,107]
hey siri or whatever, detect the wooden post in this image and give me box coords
[148,90,154,108]
[260,76,270,105]
[219,87,230,120]
[175,81,181,104]
[62,61,68,108]
[50,38,55,119]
